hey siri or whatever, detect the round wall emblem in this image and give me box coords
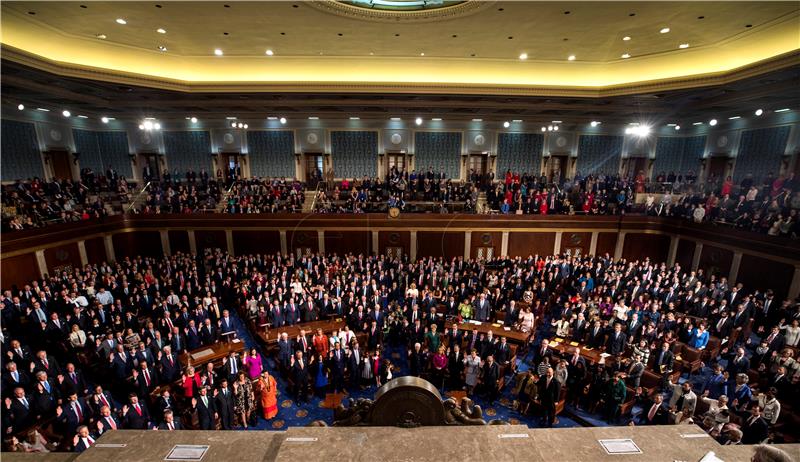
[717,135,728,148]
[556,136,567,148]
[474,134,485,146]
[223,133,235,145]
[307,133,319,145]
[390,133,402,145]
[388,232,401,244]
[569,233,582,245]
[49,129,62,142]
[481,233,492,245]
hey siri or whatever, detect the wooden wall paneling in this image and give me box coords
[232,230,281,256]
[43,242,82,273]
[675,238,695,270]
[470,231,502,259]
[113,231,162,259]
[286,230,319,256]
[194,230,227,253]
[324,230,371,256]
[84,237,107,264]
[168,230,191,254]
[561,232,592,257]
[621,233,671,263]
[417,231,465,258]
[507,232,556,258]
[698,244,734,279]
[737,254,794,300]
[1,253,40,289]
[595,232,618,257]
[378,231,410,257]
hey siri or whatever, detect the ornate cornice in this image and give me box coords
[305,1,494,23]
[2,45,799,98]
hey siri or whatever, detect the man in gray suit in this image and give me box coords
[473,293,491,322]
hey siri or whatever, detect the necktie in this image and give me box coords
[231,360,237,375]
[168,422,174,430]
[767,334,775,344]
[144,370,151,386]
[107,416,117,429]
[648,403,658,421]
[43,381,51,393]
[86,437,94,446]
[43,359,49,369]
[100,394,109,407]
[74,403,83,421]
[71,372,77,383]
[16,348,22,357]
[21,398,28,408]
[135,404,141,416]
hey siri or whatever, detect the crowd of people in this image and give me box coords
[134,168,222,214]
[221,178,305,214]
[1,239,798,452]
[1,167,132,232]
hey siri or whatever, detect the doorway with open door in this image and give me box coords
[304,153,324,188]
[45,150,73,181]
[138,153,161,182]
[547,155,569,184]
[221,152,242,183]
[705,156,729,192]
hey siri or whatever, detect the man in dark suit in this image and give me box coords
[3,362,30,396]
[215,379,235,430]
[539,366,561,427]
[531,339,553,366]
[158,410,183,430]
[193,387,216,430]
[606,323,627,356]
[741,406,769,445]
[6,387,34,432]
[347,344,364,390]
[223,352,242,383]
[277,333,292,376]
[132,361,159,399]
[328,343,347,394]
[639,393,669,425]
[585,320,606,349]
[123,394,151,430]
[290,351,310,404]
[159,347,180,383]
[199,319,217,346]
[481,355,501,404]
[96,405,121,434]
[725,347,750,377]
[652,341,674,391]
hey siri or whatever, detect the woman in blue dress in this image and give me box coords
[311,353,328,398]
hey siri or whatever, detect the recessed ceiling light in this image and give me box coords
[679,43,690,49]
[709,119,718,126]
[158,46,167,52]
[62,110,71,117]
[472,118,483,122]
[567,55,576,61]
[775,108,791,112]
[101,117,109,123]
[431,118,442,121]
[541,127,546,132]
[390,117,402,121]
[415,117,423,125]
[553,126,559,131]
[674,125,680,130]
[512,119,523,123]
[693,122,703,126]
[590,121,600,127]
[17,104,24,110]
[728,116,740,120]
[154,123,161,130]
[420,52,425,56]
[503,121,510,128]
[621,53,631,59]
[552,120,562,124]
[96,34,107,39]
[667,123,677,126]
[36,108,49,112]
[547,126,553,131]
[622,36,631,41]
[116,18,127,25]
[139,124,145,130]
[157,28,166,34]
[279,117,287,124]
[755,109,763,116]
[214,49,223,56]
[518,53,528,60]
[349,117,360,120]
[660,27,670,33]
[77,115,89,119]
[266,116,277,120]
[190,117,198,123]
[308,116,319,120]
[265,49,274,56]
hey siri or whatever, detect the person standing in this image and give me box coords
[539,367,561,427]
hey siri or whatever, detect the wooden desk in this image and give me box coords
[179,340,245,370]
[255,319,347,346]
[447,321,531,344]
[546,338,614,365]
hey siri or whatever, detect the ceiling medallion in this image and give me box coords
[307,0,494,23]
